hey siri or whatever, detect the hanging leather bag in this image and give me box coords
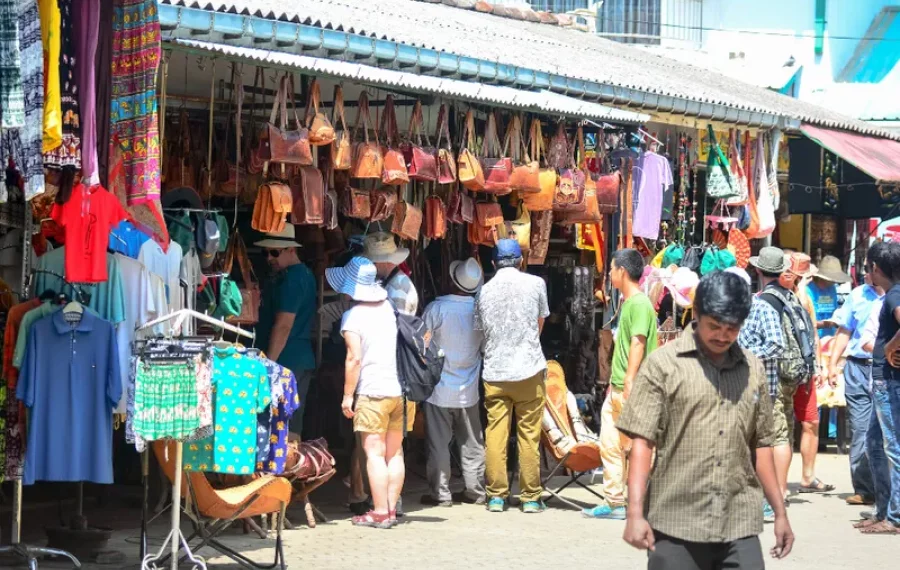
[475,200,504,227]
[289,165,325,225]
[458,109,485,191]
[562,128,601,223]
[251,181,293,233]
[553,126,586,212]
[546,122,569,170]
[262,75,313,167]
[521,119,556,211]
[223,230,260,325]
[330,85,352,170]
[391,200,423,241]
[425,195,447,239]
[508,114,540,193]
[370,187,398,222]
[435,104,457,185]
[447,185,475,224]
[403,101,438,182]
[165,109,197,191]
[340,172,372,219]
[304,78,335,146]
[528,209,553,265]
[467,219,498,247]
[480,112,513,194]
[380,95,410,186]
[351,92,384,179]
[509,203,531,251]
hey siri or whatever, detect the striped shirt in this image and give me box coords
[617,325,775,543]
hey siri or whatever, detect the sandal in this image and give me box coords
[798,478,836,494]
[859,520,900,535]
[351,510,393,529]
[853,518,881,529]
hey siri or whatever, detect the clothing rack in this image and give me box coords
[136,309,254,570]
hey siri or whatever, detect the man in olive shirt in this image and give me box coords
[619,271,793,569]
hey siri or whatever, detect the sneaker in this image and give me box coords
[420,494,452,507]
[487,497,507,512]
[763,500,776,523]
[521,501,546,514]
[582,503,626,520]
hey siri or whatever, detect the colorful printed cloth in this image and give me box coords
[261,363,299,475]
[110,0,161,205]
[133,360,200,442]
[42,0,80,171]
[0,0,24,129]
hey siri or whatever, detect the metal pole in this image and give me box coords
[170,443,183,570]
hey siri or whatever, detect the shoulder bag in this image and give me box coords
[404,100,437,182]
[370,186,398,222]
[561,128,600,222]
[725,129,749,206]
[705,125,736,199]
[425,194,447,239]
[330,85,352,170]
[457,109,485,191]
[380,95,410,186]
[263,74,313,167]
[508,114,540,194]
[392,200,423,241]
[553,125,586,212]
[351,92,384,179]
[521,118,556,211]
[435,104,457,185]
[546,121,569,170]
[304,78,335,146]
[251,181,293,233]
[289,165,325,225]
[339,168,372,219]
[223,230,260,325]
[480,112,513,194]
[447,185,475,224]
[508,203,531,251]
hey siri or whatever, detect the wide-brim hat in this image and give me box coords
[450,258,484,294]
[254,225,303,249]
[748,246,787,274]
[325,256,387,302]
[785,252,818,279]
[362,232,409,265]
[161,186,205,211]
[815,255,851,283]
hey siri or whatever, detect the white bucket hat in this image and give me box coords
[362,232,409,265]
[254,225,303,249]
[449,258,484,294]
[325,256,387,302]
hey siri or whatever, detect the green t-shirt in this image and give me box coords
[256,263,317,373]
[610,293,658,388]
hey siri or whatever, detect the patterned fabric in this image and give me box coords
[133,360,199,442]
[0,0,24,129]
[617,325,776,543]
[42,0,80,171]
[475,267,550,382]
[259,360,299,475]
[110,0,161,205]
[738,295,784,398]
[2,298,40,480]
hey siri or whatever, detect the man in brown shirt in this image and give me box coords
[618,271,794,569]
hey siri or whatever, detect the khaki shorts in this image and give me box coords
[353,395,416,434]
[772,381,798,447]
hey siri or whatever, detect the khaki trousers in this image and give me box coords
[599,386,630,506]
[484,370,546,503]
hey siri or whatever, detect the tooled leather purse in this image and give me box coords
[447,185,475,224]
[289,164,325,225]
[223,230,260,326]
[336,170,371,219]
[350,92,383,179]
[403,100,437,182]
[370,186,398,222]
[380,95,410,186]
[553,125,586,212]
[561,127,600,223]
[391,194,423,241]
[425,194,446,239]
[508,114,540,194]
[261,74,313,167]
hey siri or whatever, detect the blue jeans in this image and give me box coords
[844,359,875,497]
[867,377,900,524]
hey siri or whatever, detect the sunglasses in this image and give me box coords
[266,249,282,258]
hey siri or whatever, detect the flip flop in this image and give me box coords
[798,478,836,494]
[859,521,900,535]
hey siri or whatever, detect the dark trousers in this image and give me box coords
[648,532,764,570]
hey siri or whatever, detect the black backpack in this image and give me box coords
[393,306,444,403]
[760,286,817,385]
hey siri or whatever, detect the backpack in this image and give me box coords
[392,305,445,403]
[760,287,816,386]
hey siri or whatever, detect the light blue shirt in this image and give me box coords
[423,295,484,408]
[18,310,121,485]
[832,284,883,359]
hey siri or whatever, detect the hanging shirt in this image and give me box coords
[13,301,101,369]
[38,0,61,153]
[256,263,317,373]
[2,298,42,480]
[253,357,299,475]
[138,239,183,311]
[179,250,203,334]
[18,310,121,484]
[806,281,839,338]
[33,248,126,325]
[50,184,127,283]
[108,220,150,259]
[632,152,674,241]
[183,346,270,475]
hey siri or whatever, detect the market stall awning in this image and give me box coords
[800,123,900,183]
[166,39,649,125]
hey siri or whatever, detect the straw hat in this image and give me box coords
[362,232,409,265]
[254,225,302,249]
[449,258,484,294]
[325,257,388,302]
[815,255,851,283]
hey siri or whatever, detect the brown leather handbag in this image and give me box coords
[508,115,540,194]
[164,109,197,191]
[435,104,456,185]
[475,200,504,227]
[262,75,313,167]
[289,165,325,225]
[251,181,293,233]
[331,85,352,170]
[595,171,621,214]
[458,109,485,191]
[341,186,371,219]
[467,220,498,247]
[561,129,600,223]
[521,119,556,211]
[351,92,383,179]
[391,201,423,240]
[304,78,334,146]
[245,68,265,175]
[370,187,398,222]
[425,195,446,239]
[546,121,569,170]
[447,186,475,224]
[480,112,512,194]
[380,95,409,186]
[528,210,553,265]
[223,230,260,326]
[553,126,587,212]
[404,101,437,182]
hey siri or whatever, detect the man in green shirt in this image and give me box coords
[584,248,658,520]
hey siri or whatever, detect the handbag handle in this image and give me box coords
[707,125,731,170]
[379,94,400,148]
[352,91,379,146]
[529,118,545,166]
[577,125,586,170]
[303,77,323,129]
[435,104,451,150]
[461,109,477,153]
[224,229,258,287]
[407,100,431,148]
[332,84,348,132]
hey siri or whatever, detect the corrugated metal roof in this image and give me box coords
[169,39,650,123]
[157,0,898,140]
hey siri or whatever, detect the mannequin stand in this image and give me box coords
[0,480,82,569]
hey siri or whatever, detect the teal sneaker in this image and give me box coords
[762,500,775,523]
[582,503,626,520]
[521,501,546,514]
[487,497,506,512]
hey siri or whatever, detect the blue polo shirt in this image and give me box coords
[256,263,317,373]
[832,284,882,359]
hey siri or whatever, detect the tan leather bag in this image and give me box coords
[341,186,371,219]
[263,75,313,167]
[370,187,398,222]
[475,200,503,227]
[521,118,556,211]
[458,110,485,191]
[380,95,409,186]
[508,115,540,194]
[289,165,325,225]
[304,78,335,146]
[351,92,383,179]
[164,109,197,191]
[425,195,446,239]
[252,181,293,233]
[391,201,423,240]
[330,85,352,170]
[561,129,600,223]
[508,203,531,251]
[404,101,437,182]
[223,230,260,326]
[480,112,512,194]
[553,125,587,213]
[435,104,456,185]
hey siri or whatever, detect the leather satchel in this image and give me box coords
[341,186,371,219]
[289,165,325,225]
[435,104,456,185]
[331,85,352,170]
[165,109,197,191]
[480,112,512,194]
[351,92,384,179]
[263,75,313,167]
[304,78,335,146]
[380,95,410,186]
[458,110,485,191]
[370,187,398,222]
[475,201,504,227]
[467,220,498,247]
[521,118,556,211]
[223,230,260,326]
[561,129,600,222]
[404,101,437,182]
[508,115,540,194]
[553,127,587,212]
[447,186,475,224]
[508,203,531,251]
[252,181,293,234]
[425,195,446,239]
[595,171,621,214]
[391,201,423,240]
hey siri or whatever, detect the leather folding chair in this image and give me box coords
[153,441,292,570]
[540,361,605,510]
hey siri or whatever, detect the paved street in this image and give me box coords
[5,452,896,569]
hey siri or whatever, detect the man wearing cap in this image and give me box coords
[475,239,550,514]
[255,225,317,435]
[420,258,487,507]
[362,232,419,316]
